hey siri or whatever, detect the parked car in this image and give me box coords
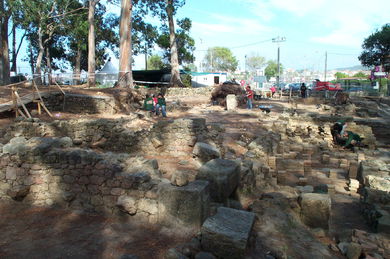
[313,80,342,91]
[284,83,302,92]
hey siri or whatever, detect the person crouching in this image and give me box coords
[155,93,167,117]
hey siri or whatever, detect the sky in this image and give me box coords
[15,0,390,74]
[175,0,389,71]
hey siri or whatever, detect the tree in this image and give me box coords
[0,0,17,85]
[359,24,390,72]
[352,72,368,78]
[17,0,82,84]
[118,0,133,87]
[264,60,283,80]
[132,20,158,70]
[203,47,238,72]
[147,55,164,70]
[246,53,266,74]
[88,0,99,87]
[334,72,348,80]
[157,17,195,67]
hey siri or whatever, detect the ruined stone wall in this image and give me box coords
[0,137,161,223]
[0,118,209,156]
[43,93,115,114]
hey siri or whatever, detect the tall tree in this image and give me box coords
[132,20,158,70]
[0,0,13,85]
[359,23,390,73]
[157,17,195,67]
[204,47,238,72]
[118,0,133,87]
[246,53,266,74]
[18,0,80,84]
[87,0,99,87]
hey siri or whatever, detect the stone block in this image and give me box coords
[322,154,330,163]
[299,193,331,229]
[158,180,210,228]
[201,207,255,259]
[276,170,287,185]
[197,159,240,202]
[349,161,359,179]
[193,142,221,164]
[171,170,189,187]
[117,195,137,215]
[226,95,238,111]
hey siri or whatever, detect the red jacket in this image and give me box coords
[246,89,254,99]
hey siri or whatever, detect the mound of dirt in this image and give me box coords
[211,84,246,107]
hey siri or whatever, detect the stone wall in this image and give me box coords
[0,137,162,223]
[139,87,213,97]
[0,118,209,156]
[43,93,115,114]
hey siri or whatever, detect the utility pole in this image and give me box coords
[272,36,286,92]
[324,51,328,81]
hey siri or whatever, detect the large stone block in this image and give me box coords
[193,142,221,164]
[201,207,256,259]
[196,159,240,202]
[299,193,331,229]
[158,180,210,228]
[226,95,238,111]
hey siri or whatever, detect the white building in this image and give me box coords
[191,72,227,87]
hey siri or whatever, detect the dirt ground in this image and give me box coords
[0,90,388,258]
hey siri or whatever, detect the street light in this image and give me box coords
[272,36,286,93]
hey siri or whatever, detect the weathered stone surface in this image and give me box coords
[226,95,238,111]
[170,170,189,187]
[201,207,256,259]
[194,252,216,259]
[197,159,240,202]
[7,185,30,201]
[346,242,362,259]
[165,248,189,259]
[117,195,137,215]
[158,180,210,228]
[193,142,221,164]
[299,193,331,229]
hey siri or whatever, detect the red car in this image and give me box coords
[313,80,342,91]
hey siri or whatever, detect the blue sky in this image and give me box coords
[15,0,389,73]
[173,0,389,71]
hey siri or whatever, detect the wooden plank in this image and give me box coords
[11,86,18,117]
[33,82,53,117]
[54,81,66,95]
[14,91,32,118]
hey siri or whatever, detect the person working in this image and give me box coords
[343,131,362,150]
[143,94,154,112]
[155,93,167,117]
[331,120,347,145]
[246,85,254,109]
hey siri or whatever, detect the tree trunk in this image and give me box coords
[73,46,81,85]
[11,29,25,74]
[11,23,16,73]
[0,1,10,86]
[166,0,183,87]
[87,0,97,87]
[118,0,133,88]
[35,27,44,85]
[29,43,35,76]
[45,46,52,85]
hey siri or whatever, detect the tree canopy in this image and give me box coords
[335,72,349,80]
[204,47,238,72]
[246,53,266,73]
[359,23,390,72]
[264,60,283,80]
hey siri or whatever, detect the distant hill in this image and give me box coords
[333,65,370,71]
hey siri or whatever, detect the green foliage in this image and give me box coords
[352,72,368,78]
[359,23,390,72]
[334,72,349,79]
[156,17,195,65]
[183,63,197,72]
[246,53,266,73]
[180,73,192,87]
[147,55,165,70]
[204,47,238,72]
[264,60,283,80]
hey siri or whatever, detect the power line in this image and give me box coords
[194,38,273,52]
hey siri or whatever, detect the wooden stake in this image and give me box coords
[11,86,18,117]
[17,108,27,118]
[14,91,32,118]
[33,81,53,117]
[54,81,66,111]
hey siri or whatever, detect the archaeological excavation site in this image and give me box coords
[0,85,389,259]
